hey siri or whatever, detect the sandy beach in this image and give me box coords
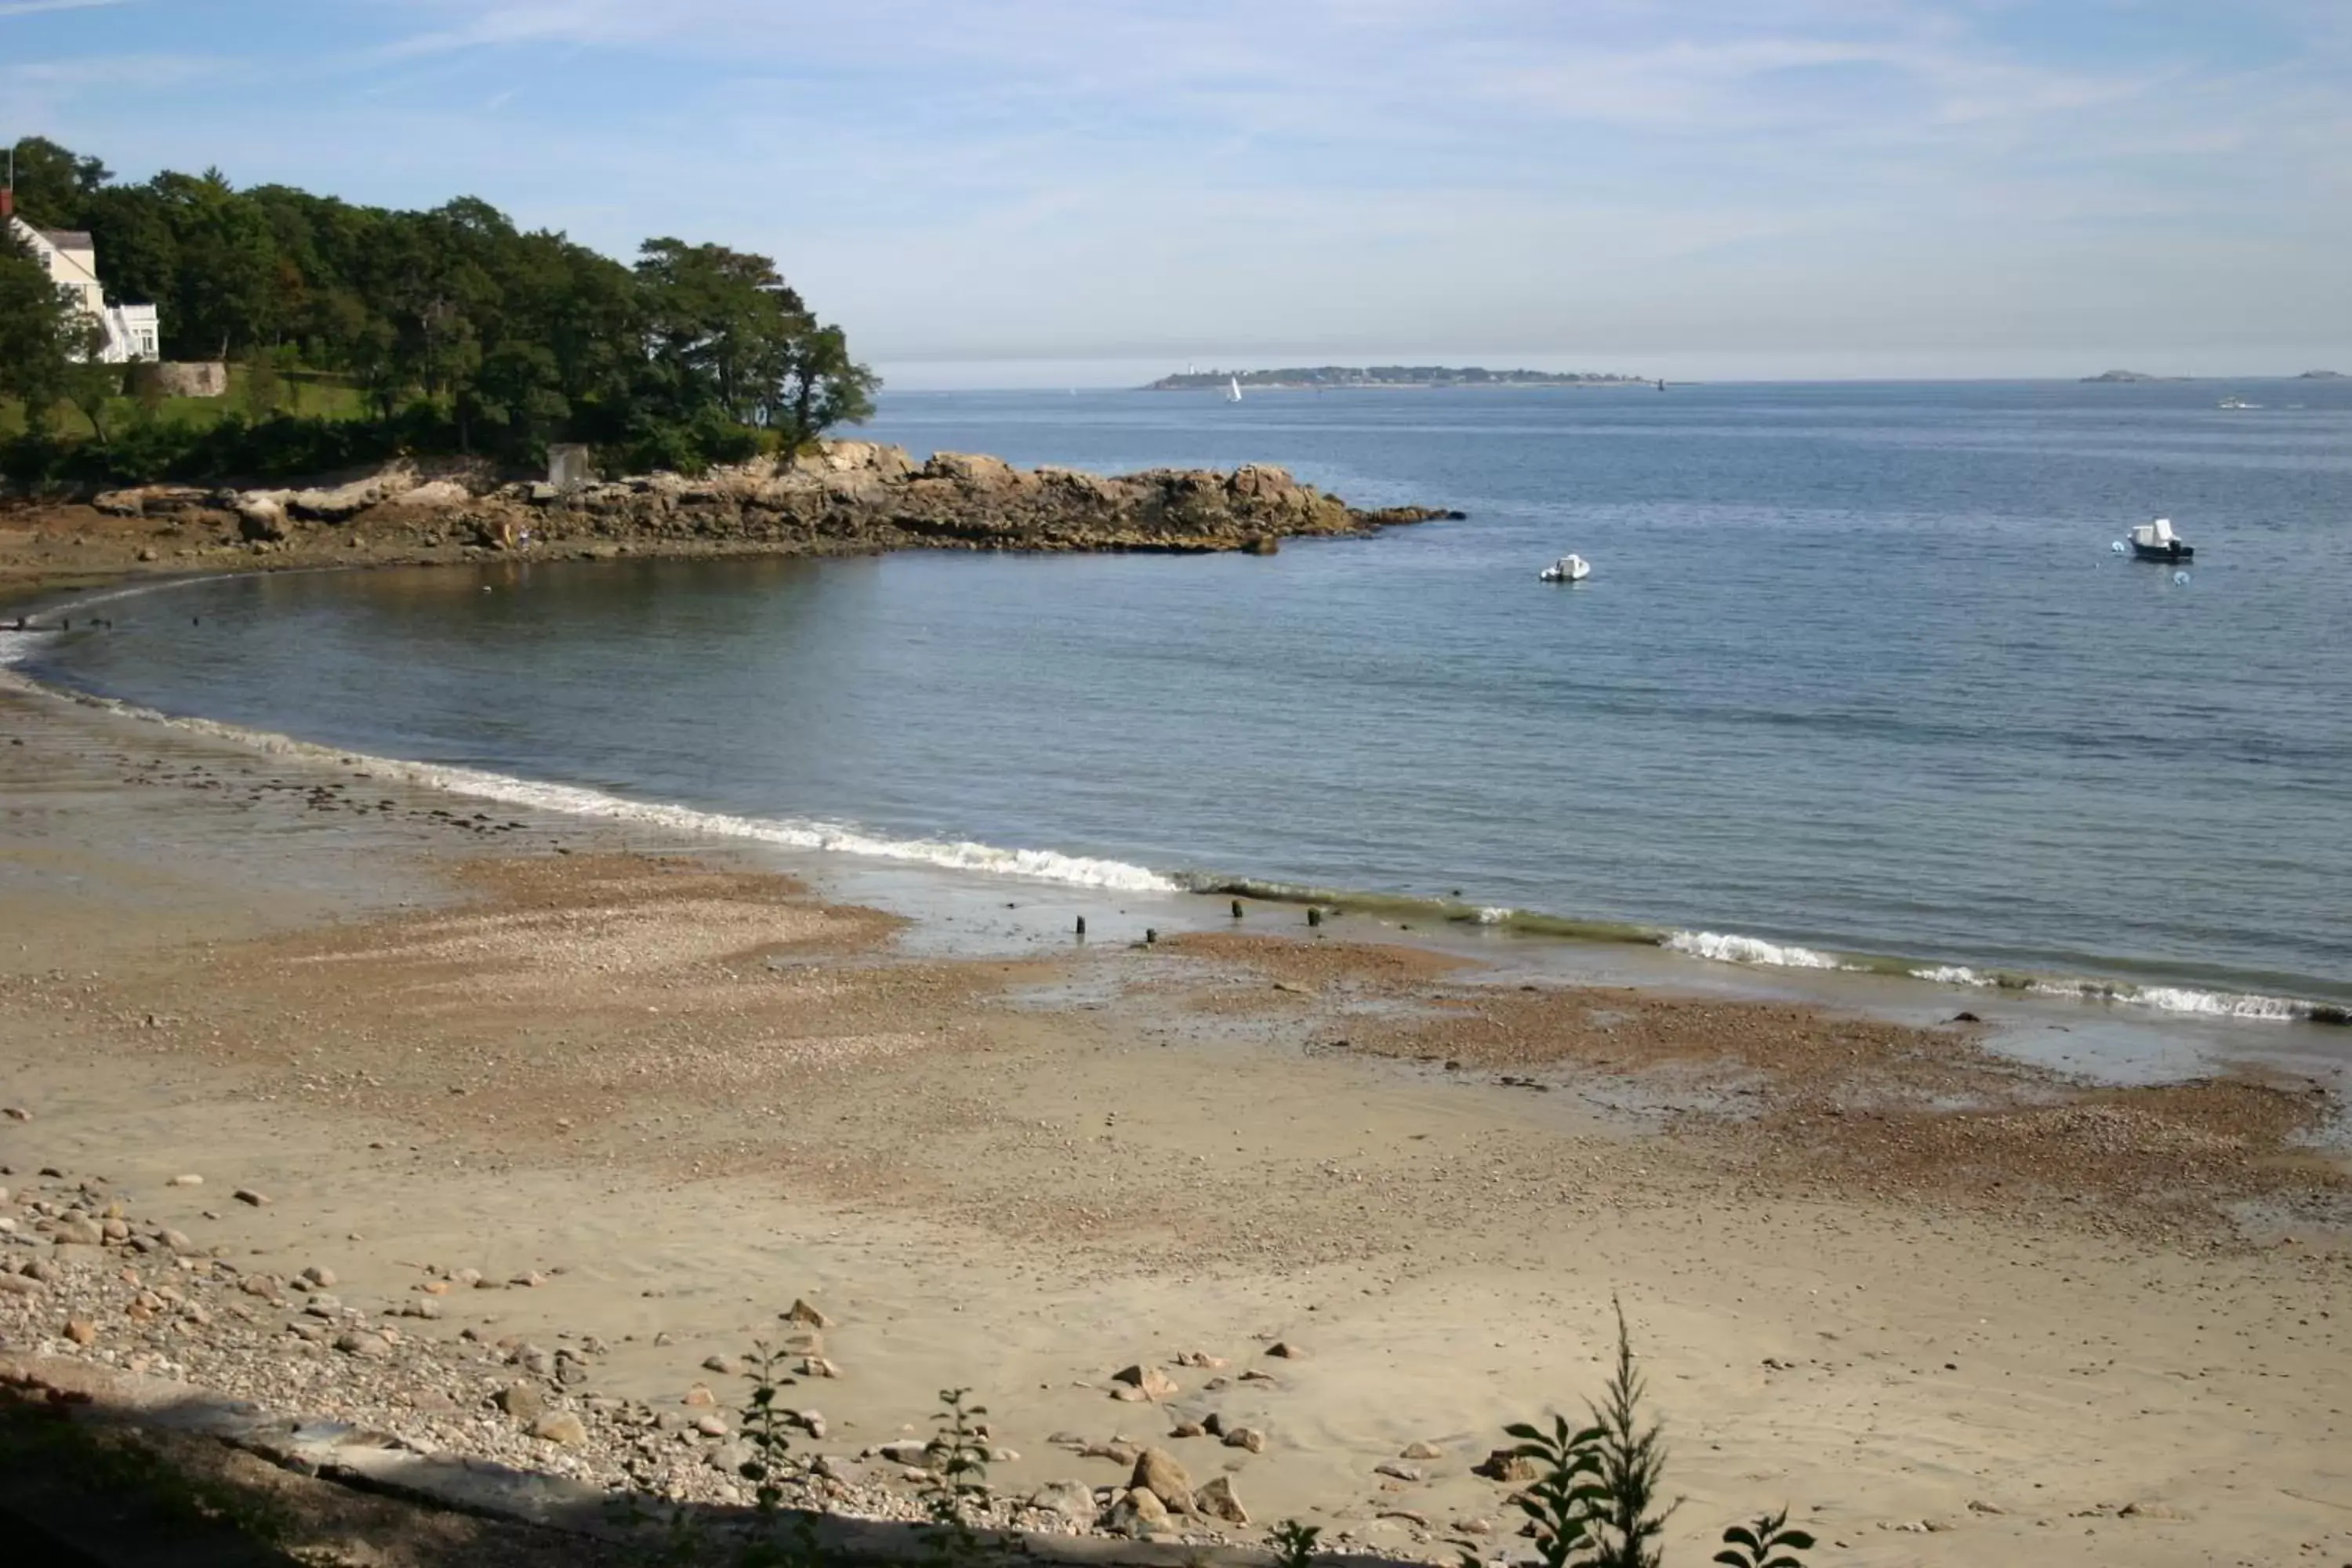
[4,662,2349,1567]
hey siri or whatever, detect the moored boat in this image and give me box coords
[1539,554,1592,583]
[2124,517,2194,561]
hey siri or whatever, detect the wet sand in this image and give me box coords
[3,684,2350,1566]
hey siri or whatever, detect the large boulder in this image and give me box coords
[382,478,472,511]
[1129,1447,1194,1514]
[235,495,289,542]
[285,469,416,522]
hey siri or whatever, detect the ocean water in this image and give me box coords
[15,379,2352,1016]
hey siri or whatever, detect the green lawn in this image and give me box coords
[3,363,372,442]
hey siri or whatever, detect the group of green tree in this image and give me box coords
[1,136,877,486]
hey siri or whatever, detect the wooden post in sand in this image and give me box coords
[1307,907,1323,928]
[1075,915,1087,938]
[1232,899,1244,920]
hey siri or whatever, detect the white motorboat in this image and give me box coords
[2120,517,2194,561]
[2217,395,2260,409]
[1539,554,1592,583]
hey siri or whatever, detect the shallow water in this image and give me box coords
[20,379,2352,1012]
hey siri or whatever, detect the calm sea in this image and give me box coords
[17,379,2352,1016]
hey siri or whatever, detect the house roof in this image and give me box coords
[39,229,96,250]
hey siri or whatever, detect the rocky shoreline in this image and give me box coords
[0,1169,1410,1561]
[0,442,1463,611]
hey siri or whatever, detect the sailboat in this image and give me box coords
[1225,376,1243,403]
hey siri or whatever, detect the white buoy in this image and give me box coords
[2111,540,2128,554]
[2172,570,2190,586]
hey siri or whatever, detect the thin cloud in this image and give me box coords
[0,0,129,16]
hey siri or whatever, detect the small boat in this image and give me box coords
[2122,517,2194,561]
[1225,376,1243,403]
[2217,396,2260,409]
[1539,554,1592,583]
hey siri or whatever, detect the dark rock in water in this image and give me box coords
[1949,1011,1981,1023]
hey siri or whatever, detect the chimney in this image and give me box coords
[0,187,13,221]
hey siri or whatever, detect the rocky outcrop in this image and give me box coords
[203,441,1462,560]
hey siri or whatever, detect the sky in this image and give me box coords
[6,0,2350,387]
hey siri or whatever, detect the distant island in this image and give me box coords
[2080,368,2190,383]
[1146,365,1653,391]
[2296,368,2346,379]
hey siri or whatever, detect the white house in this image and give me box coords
[5,200,161,364]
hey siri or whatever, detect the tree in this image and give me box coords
[636,239,809,424]
[59,319,123,443]
[5,136,111,227]
[768,322,880,450]
[0,230,77,430]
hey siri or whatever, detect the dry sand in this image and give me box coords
[3,685,2350,1566]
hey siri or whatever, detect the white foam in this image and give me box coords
[4,677,1181,895]
[1474,906,1514,925]
[2027,978,2312,1023]
[1665,929,1853,971]
[1910,964,1991,986]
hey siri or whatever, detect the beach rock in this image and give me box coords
[1173,1350,1229,1369]
[1131,1447,1195,1513]
[1030,1480,1099,1524]
[496,1384,545,1421]
[531,1412,589,1446]
[0,1276,42,1298]
[167,1174,204,1187]
[384,479,470,510]
[234,498,288,542]
[334,1330,391,1359]
[681,1381,718,1407]
[0,1107,25,1122]
[701,1355,742,1376]
[1221,1426,1266,1454]
[1475,1448,1539,1483]
[50,1218,104,1247]
[798,1356,839,1379]
[1112,1364,1178,1401]
[300,1265,336,1288]
[1402,1441,1445,1460]
[1107,1487,1171,1538]
[709,1440,755,1474]
[1265,1341,1305,1359]
[232,1188,270,1207]
[1196,1475,1250,1525]
[1168,1419,1206,1439]
[783,1298,834,1328]
[693,1414,730,1438]
[64,1318,97,1345]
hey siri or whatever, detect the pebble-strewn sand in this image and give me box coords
[2,687,2350,1568]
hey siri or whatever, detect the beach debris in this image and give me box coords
[1172,1349,1228,1369]
[1081,1439,1142,1466]
[231,1188,270,1207]
[783,1297,834,1328]
[1265,1340,1306,1359]
[1375,1461,1426,1483]
[2,1107,30,1122]
[167,1174,202,1186]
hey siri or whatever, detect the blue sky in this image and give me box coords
[7,0,2349,384]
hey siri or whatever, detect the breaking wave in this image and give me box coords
[1664,929,1855,971]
